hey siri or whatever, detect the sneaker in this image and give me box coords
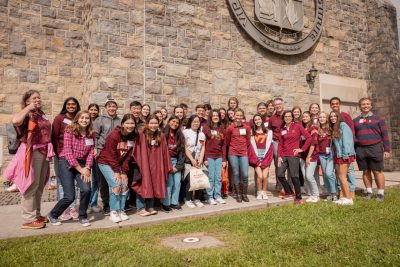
[110,211,122,223]
[222,194,228,199]
[262,192,269,200]
[185,200,196,209]
[87,207,93,214]
[69,208,79,220]
[119,211,129,221]
[146,209,158,215]
[161,205,172,212]
[36,215,49,223]
[21,219,45,229]
[194,200,204,208]
[279,190,285,198]
[306,196,320,203]
[256,191,263,200]
[6,183,19,192]
[376,194,384,202]
[47,215,61,226]
[208,199,217,205]
[91,206,102,213]
[216,198,226,204]
[136,210,150,217]
[103,205,110,216]
[59,209,72,221]
[79,218,91,227]
[364,192,373,200]
[170,204,182,210]
[335,198,354,206]
[294,198,303,205]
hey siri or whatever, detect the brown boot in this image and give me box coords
[234,185,242,203]
[349,191,355,199]
[241,184,249,202]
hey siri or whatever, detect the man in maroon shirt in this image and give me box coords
[330,97,356,197]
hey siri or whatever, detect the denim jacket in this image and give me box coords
[332,122,356,159]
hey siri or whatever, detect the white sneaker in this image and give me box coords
[194,200,204,208]
[109,211,121,223]
[216,198,226,204]
[208,199,217,205]
[262,191,269,200]
[306,196,320,203]
[256,191,263,200]
[185,201,196,209]
[91,206,102,213]
[119,211,129,221]
[335,198,353,206]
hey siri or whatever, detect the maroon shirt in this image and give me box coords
[203,125,226,161]
[167,134,178,157]
[269,113,283,141]
[278,122,311,157]
[301,126,319,161]
[51,114,73,156]
[341,111,355,134]
[317,127,331,155]
[97,126,135,175]
[225,123,251,156]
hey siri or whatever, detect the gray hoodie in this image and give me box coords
[94,114,121,151]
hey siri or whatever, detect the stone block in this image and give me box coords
[42,18,69,30]
[146,24,164,36]
[146,2,165,15]
[197,29,211,40]
[177,3,195,16]
[146,80,162,94]
[166,64,189,78]
[42,7,56,18]
[145,45,162,60]
[98,20,120,35]
[91,92,112,105]
[163,84,174,95]
[0,0,8,7]
[121,47,142,59]
[19,70,39,83]
[110,10,129,22]
[175,86,189,97]
[109,56,130,68]
[9,37,26,56]
[33,0,51,6]
[213,70,236,95]
[128,70,144,85]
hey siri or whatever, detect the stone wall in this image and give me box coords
[0,0,399,172]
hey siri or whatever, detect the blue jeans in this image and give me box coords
[54,156,76,208]
[163,158,181,206]
[347,163,356,192]
[89,161,99,208]
[50,159,91,219]
[136,194,154,211]
[300,159,319,197]
[98,163,128,211]
[206,157,222,199]
[228,155,249,186]
[319,154,337,193]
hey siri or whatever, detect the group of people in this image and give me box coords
[4,90,391,230]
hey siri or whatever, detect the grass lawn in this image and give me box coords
[1,189,400,266]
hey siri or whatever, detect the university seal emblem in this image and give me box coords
[227,0,325,55]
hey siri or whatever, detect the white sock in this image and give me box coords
[366,188,373,193]
[377,189,384,195]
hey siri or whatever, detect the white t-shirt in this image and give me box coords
[183,128,206,160]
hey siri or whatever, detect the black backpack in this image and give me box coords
[6,123,21,154]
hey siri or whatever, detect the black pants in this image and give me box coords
[50,159,91,219]
[184,172,203,201]
[126,162,137,207]
[94,158,110,207]
[277,156,302,199]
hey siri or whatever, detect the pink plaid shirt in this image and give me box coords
[60,131,95,169]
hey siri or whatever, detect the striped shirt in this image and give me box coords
[353,112,391,152]
[60,130,96,168]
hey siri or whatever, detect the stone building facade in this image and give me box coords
[0,0,399,172]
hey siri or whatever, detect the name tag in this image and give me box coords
[281,130,287,135]
[264,122,269,127]
[325,147,331,155]
[239,129,246,136]
[151,140,156,146]
[42,115,49,120]
[85,138,94,146]
[300,135,306,141]
[63,118,72,125]
[211,130,218,136]
[127,140,134,147]
[359,118,364,124]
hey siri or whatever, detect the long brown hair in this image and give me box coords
[329,111,343,139]
[144,115,161,146]
[208,109,222,129]
[66,110,94,137]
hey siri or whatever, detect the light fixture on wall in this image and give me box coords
[306,64,318,91]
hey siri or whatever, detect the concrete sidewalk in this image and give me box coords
[0,171,399,240]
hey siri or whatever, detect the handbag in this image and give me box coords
[189,167,210,191]
[184,130,199,164]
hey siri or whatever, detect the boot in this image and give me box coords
[349,191,355,199]
[241,184,249,202]
[234,184,242,203]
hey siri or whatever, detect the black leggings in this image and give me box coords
[277,156,302,199]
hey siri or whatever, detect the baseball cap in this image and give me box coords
[105,98,118,107]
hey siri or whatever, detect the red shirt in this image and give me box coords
[167,134,178,157]
[60,130,95,168]
[225,123,251,156]
[97,126,135,175]
[51,114,73,156]
[203,125,226,161]
[301,126,319,161]
[317,128,331,155]
[269,113,283,141]
[341,111,355,134]
[278,122,311,157]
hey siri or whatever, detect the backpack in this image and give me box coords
[6,123,21,154]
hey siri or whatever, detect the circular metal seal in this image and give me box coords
[183,237,200,243]
[227,0,325,55]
